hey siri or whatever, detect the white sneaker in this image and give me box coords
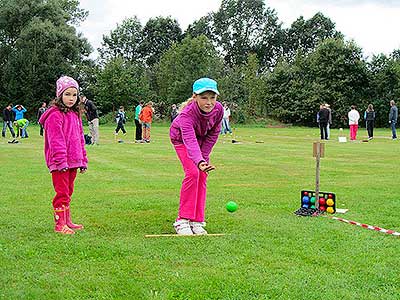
[189,221,207,235]
[173,219,193,235]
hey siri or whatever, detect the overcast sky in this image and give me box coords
[77,0,400,59]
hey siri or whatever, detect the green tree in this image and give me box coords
[184,14,214,40]
[367,53,400,127]
[265,38,369,126]
[95,57,153,114]
[140,16,182,67]
[243,53,263,116]
[284,13,343,60]
[213,0,283,68]
[0,0,92,117]
[156,35,223,104]
[98,17,143,64]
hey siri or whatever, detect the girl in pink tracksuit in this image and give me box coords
[170,78,223,235]
[39,76,88,235]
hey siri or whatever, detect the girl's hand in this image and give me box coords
[198,162,215,173]
[80,167,87,174]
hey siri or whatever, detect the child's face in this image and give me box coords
[62,88,78,108]
[194,91,217,113]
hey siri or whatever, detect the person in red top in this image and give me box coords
[139,101,154,143]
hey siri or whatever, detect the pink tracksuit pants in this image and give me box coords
[174,144,208,222]
[51,168,77,209]
[350,124,358,140]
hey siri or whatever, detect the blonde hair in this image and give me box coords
[178,98,195,112]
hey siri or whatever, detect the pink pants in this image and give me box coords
[51,169,77,209]
[350,124,358,140]
[174,144,208,222]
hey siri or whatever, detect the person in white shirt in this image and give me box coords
[221,103,232,135]
[348,105,360,140]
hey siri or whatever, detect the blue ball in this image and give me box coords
[302,196,310,204]
[302,204,309,208]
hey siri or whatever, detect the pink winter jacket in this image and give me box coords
[39,106,88,172]
[170,101,223,166]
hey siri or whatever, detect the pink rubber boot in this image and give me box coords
[54,207,75,235]
[65,206,84,230]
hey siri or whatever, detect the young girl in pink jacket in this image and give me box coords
[170,78,223,235]
[39,76,88,235]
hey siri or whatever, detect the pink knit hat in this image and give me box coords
[56,76,79,98]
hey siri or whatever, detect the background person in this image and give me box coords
[2,103,16,138]
[221,102,232,135]
[318,104,330,140]
[134,101,143,142]
[389,100,398,140]
[171,104,178,122]
[115,106,127,136]
[170,77,223,235]
[139,101,154,143]
[37,102,47,136]
[325,103,332,139]
[364,104,375,140]
[12,104,27,121]
[80,95,99,145]
[39,76,88,235]
[348,105,360,141]
[14,118,29,138]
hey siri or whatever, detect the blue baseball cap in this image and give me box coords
[192,78,220,95]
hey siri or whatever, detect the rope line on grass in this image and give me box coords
[328,216,400,237]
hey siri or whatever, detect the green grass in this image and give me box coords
[1,124,400,300]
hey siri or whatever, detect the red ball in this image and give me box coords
[319,206,326,211]
[328,194,333,198]
[319,198,326,205]
[304,192,308,196]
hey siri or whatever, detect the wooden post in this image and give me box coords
[313,142,324,209]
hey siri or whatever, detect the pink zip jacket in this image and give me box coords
[170,100,223,166]
[39,106,88,172]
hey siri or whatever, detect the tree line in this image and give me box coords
[1,0,400,127]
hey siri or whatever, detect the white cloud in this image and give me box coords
[77,0,400,59]
[268,0,400,57]
[77,0,221,54]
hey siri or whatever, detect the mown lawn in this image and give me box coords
[1,124,399,300]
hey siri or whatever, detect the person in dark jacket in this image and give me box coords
[171,104,178,122]
[37,102,47,136]
[364,104,375,140]
[2,103,16,138]
[389,100,398,140]
[114,106,127,135]
[80,95,100,145]
[318,104,330,140]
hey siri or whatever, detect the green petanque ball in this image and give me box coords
[226,201,238,212]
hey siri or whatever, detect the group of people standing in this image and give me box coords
[317,101,399,141]
[2,104,30,139]
[132,101,154,143]
[114,101,155,143]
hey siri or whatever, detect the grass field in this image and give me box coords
[1,124,400,300]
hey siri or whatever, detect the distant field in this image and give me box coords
[1,124,399,300]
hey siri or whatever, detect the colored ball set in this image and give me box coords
[301,190,336,213]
